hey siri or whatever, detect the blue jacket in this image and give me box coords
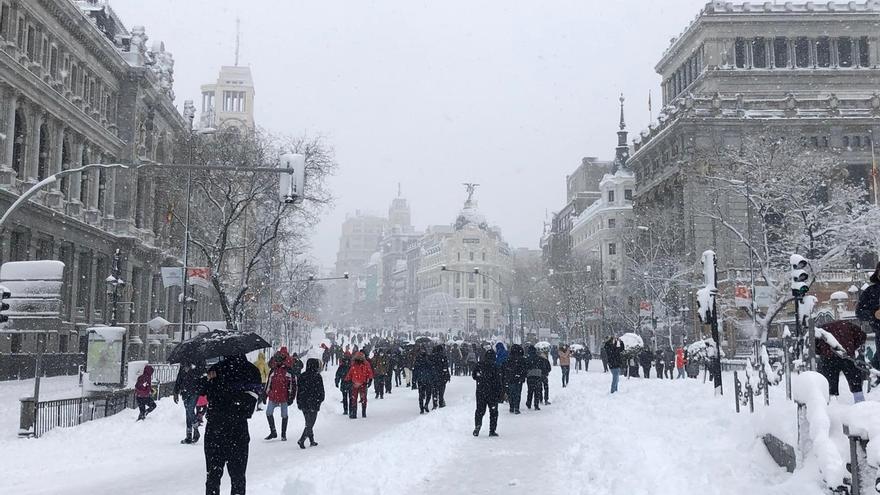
[495,343,509,367]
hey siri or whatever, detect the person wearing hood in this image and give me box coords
[343,352,374,419]
[270,347,293,371]
[174,360,206,444]
[675,347,687,379]
[654,349,666,380]
[524,346,544,410]
[604,336,625,394]
[558,345,572,387]
[503,344,527,414]
[495,342,509,367]
[201,354,262,495]
[335,355,353,415]
[430,345,451,408]
[296,358,325,449]
[254,352,270,411]
[465,345,478,376]
[539,351,552,405]
[135,364,157,421]
[264,354,296,441]
[473,349,503,437]
[639,348,654,379]
[371,349,389,400]
[413,348,435,413]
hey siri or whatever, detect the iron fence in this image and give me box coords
[26,368,178,438]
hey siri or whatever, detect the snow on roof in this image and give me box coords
[0,261,64,281]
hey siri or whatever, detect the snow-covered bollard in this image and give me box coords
[791,371,847,491]
[842,401,880,495]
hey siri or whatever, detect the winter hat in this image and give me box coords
[306,358,321,373]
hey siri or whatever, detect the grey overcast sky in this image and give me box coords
[111,0,704,270]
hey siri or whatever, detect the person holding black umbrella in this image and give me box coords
[201,354,261,495]
[173,360,206,444]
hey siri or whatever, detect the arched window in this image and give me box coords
[37,122,49,181]
[12,108,26,176]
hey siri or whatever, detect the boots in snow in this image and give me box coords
[180,427,192,444]
[265,416,277,440]
[489,431,499,437]
[191,427,200,444]
[281,417,288,441]
[297,436,306,449]
[473,425,481,437]
[342,400,348,415]
[361,403,367,418]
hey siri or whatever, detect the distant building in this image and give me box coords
[199,65,255,131]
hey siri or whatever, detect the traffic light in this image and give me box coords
[790,254,810,298]
[0,285,10,323]
[278,153,306,205]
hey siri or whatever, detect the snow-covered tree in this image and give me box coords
[695,129,880,341]
[170,131,335,329]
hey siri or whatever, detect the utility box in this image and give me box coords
[86,327,126,385]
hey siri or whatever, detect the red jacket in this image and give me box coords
[675,349,686,368]
[266,368,295,403]
[344,356,374,388]
[135,365,153,398]
[817,320,866,358]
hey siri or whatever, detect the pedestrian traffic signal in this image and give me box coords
[0,286,10,323]
[790,254,810,298]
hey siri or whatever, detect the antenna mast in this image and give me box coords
[234,18,241,66]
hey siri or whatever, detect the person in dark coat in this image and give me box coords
[371,349,389,400]
[539,351,552,405]
[296,358,325,449]
[495,342,509,367]
[654,349,666,379]
[639,348,654,378]
[583,346,593,371]
[600,345,608,373]
[503,344,526,414]
[412,349,435,414]
[201,354,261,495]
[391,350,404,387]
[173,360,206,444]
[334,355,352,415]
[816,320,867,402]
[524,346,544,410]
[473,349,503,437]
[430,345,451,408]
[857,262,880,368]
[604,336,625,393]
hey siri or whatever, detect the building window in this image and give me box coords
[37,123,49,181]
[608,218,616,229]
[469,252,474,261]
[752,38,767,68]
[468,273,475,283]
[25,25,35,60]
[0,5,9,39]
[454,272,460,283]
[481,252,486,261]
[609,268,618,282]
[773,38,788,68]
[607,190,615,203]
[608,243,617,256]
[457,252,461,261]
[859,37,870,67]
[816,37,831,68]
[12,108,26,176]
[482,287,487,299]
[795,38,810,68]
[9,231,27,261]
[624,189,633,201]
[839,37,853,68]
[734,38,746,68]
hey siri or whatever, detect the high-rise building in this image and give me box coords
[199,65,255,131]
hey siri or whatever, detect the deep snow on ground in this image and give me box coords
[0,362,826,495]
[0,375,81,440]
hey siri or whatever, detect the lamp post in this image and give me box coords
[106,248,127,385]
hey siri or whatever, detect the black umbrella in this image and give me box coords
[167,329,270,364]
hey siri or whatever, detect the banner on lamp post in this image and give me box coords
[161,267,212,289]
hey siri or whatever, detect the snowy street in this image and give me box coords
[0,364,821,495]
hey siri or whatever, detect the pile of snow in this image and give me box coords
[619,333,643,351]
[791,371,846,489]
[842,401,880,468]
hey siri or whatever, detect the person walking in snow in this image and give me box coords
[639,348,653,378]
[473,349,503,437]
[174,359,206,444]
[857,262,880,368]
[604,336,625,394]
[524,346,544,410]
[254,352,269,411]
[495,342,509,368]
[335,355,352,415]
[654,349,666,379]
[431,345,451,408]
[135,364,157,421]
[550,345,559,366]
[503,344,527,414]
[600,345,608,373]
[465,345,478,376]
[391,349,404,388]
[264,354,296,441]
[413,348,435,413]
[201,355,262,495]
[371,349,389,400]
[573,348,583,373]
[583,346,593,371]
[816,320,867,403]
[675,347,687,379]
[540,350,552,405]
[344,352,374,419]
[664,348,675,379]
[558,345,572,387]
[296,358,325,449]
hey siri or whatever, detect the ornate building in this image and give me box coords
[629,1,880,268]
[199,65,255,131]
[416,187,514,337]
[0,0,220,360]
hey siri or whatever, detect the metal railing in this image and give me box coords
[23,369,177,438]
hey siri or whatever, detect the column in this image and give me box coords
[767,38,775,69]
[65,139,83,217]
[0,88,17,186]
[88,151,99,210]
[809,38,817,68]
[788,38,796,68]
[830,38,840,67]
[26,106,40,182]
[45,122,64,208]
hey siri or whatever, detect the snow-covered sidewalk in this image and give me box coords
[0,363,825,495]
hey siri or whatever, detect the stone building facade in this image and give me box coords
[0,0,220,359]
[629,1,880,269]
